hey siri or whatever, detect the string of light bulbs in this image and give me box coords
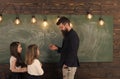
[86,3,105,26]
[0,3,105,26]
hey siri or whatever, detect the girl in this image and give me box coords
[9,41,27,79]
[25,44,44,79]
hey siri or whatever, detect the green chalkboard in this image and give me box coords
[0,15,113,63]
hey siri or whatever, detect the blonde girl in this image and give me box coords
[25,44,44,79]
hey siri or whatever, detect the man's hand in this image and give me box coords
[49,44,58,51]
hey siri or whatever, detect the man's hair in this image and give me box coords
[56,16,70,25]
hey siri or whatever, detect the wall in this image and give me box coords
[0,0,119,79]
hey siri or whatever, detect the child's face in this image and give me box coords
[17,44,22,53]
[37,49,40,56]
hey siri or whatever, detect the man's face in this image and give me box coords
[58,23,69,37]
[58,23,66,31]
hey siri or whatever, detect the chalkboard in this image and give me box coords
[0,15,113,63]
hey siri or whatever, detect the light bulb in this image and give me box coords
[43,19,48,27]
[0,14,3,22]
[15,17,20,25]
[99,17,104,26]
[70,23,73,28]
[31,16,37,23]
[56,16,60,22]
[87,12,93,20]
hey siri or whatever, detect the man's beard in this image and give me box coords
[61,29,68,37]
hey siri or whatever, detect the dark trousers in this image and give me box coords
[27,73,41,79]
[9,72,27,79]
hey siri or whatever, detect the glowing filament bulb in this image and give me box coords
[56,16,60,22]
[87,12,93,20]
[70,23,73,28]
[15,17,20,25]
[99,17,104,26]
[31,16,37,23]
[43,19,48,27]
[0,14,3,22]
